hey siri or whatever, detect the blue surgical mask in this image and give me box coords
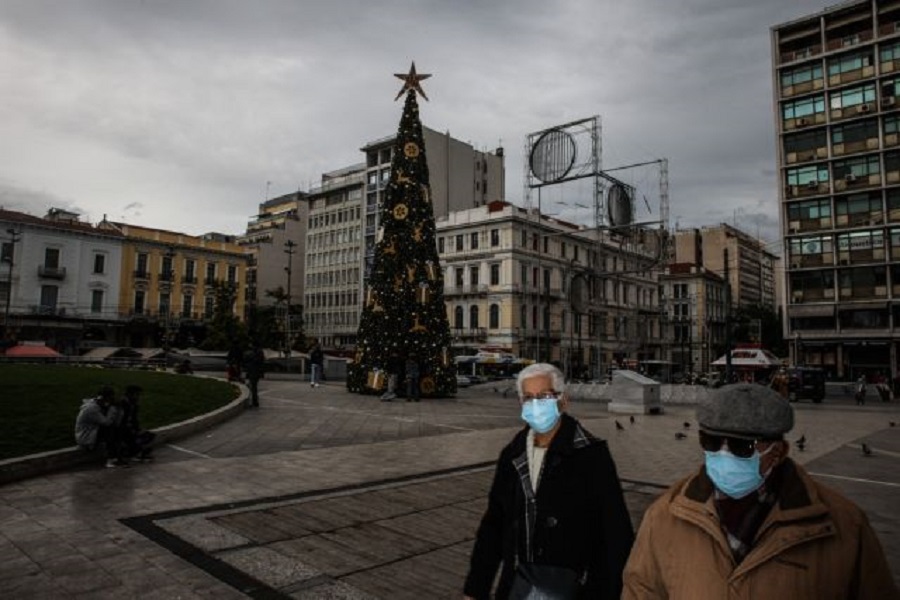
[704,446,773,499]
[521,398,561,433]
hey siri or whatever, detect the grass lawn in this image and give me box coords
[0,365,239,460]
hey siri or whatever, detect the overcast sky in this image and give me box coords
[0,0,828,251]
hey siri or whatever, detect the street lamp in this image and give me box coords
[284,240,297,361]
[162,246,176,360]
[3,228,22,337]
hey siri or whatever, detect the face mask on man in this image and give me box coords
[704,444,776,499]
[521,398,561,433]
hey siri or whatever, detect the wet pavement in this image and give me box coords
[1,379,898,598]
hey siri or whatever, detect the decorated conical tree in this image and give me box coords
[347,63,456,397]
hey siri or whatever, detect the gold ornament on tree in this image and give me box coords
[425,261,437,281]
[383,237,397,255]
[403,142,420,158]
[413,223,424,242]
[410,314,428,333]
[406,264,417,282]
[393,203,409,220]
[420,376,436,395]
[416,282,431,304]
[441,347,450,367]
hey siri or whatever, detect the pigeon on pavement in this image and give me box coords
[675,432,687,440]
[683,422,691,429]
[630,415,635,425]
[862,443,873,457]
[615,420,625,431]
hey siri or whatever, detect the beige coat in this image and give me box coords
[623,459,898,600]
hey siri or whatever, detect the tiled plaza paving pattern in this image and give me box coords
[0,381,897,597]
[124,468,661,599]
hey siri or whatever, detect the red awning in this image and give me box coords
[4,343,61,357]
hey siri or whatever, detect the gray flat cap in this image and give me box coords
[697,383,794,439]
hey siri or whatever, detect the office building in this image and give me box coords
[773,0,900,378]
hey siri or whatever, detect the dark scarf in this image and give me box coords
[714,464,784,563]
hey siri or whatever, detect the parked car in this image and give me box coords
[456,374,473,388]
[786,367,825,403]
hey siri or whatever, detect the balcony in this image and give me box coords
[204,277,219,286]
[37,265,66,280]
[445,285,489,297]
[451,328,487,340]
[182,275,198,285]
[158,272,175,283]
[133,269,151,281]
[29,305,66,316]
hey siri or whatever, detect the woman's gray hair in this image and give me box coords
[516,363,566,398]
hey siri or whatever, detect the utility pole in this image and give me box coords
[284,240,297,363]
[162,246,176,363]
[724,248,733,383]
[3,228,22,337]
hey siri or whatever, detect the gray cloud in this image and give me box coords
[0,0,826,241]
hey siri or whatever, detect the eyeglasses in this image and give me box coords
[520,391,562,403]
[698,430,760,459]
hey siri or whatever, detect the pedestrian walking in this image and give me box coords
[309,339,324,388]
[622,383,898,599]
[855,374,867,405]
[463,363,634,599]
[244,343,265,407]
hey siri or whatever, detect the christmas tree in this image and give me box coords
[347,63,456,397]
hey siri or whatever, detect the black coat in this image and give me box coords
[464,414,634,599]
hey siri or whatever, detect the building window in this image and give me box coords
[454,306,464,329]
[829,83,876,110]
[456,235,464,252]
[543,236,548,253]
[438,237,444,253]
[490,264,500,285]
[136,252,148,276]
[206,262,216,283]
[91,290,103,313]
[561,242,567,258]
[470,266,479,286]
[161,255,174,280]
[490,229,500,247]
[40,285,58,312]
[44,247,60,269]
[228,265,237,284]
[471,232,479,250]
[134,290,145,314]
[521,230,527,247]
[1,242,12,263]
[185,259,196,283]
[204,295,215,318]
[469,305,479,329]
[182,294,193,318]
[93,254,105,274]
[520,305,527,329]
[159,292,171,316]
[781,95,825,121]
[826,50,872,78]
[780,62,823,89]
[520,264,528,287]
[489,304,500,329]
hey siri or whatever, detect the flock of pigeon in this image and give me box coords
[610,419,898,457]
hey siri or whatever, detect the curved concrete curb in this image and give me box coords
[0,382,249,486]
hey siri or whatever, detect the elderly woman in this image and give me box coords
[463,363,634,599]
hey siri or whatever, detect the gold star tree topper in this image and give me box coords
[394,61,431,101]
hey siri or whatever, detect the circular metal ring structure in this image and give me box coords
[529,129,577,183]
[607,183,633,228]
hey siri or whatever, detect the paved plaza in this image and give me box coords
[1,379,898,598]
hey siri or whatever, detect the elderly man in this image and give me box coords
[623,383,898,599]
[463,363,634,599]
